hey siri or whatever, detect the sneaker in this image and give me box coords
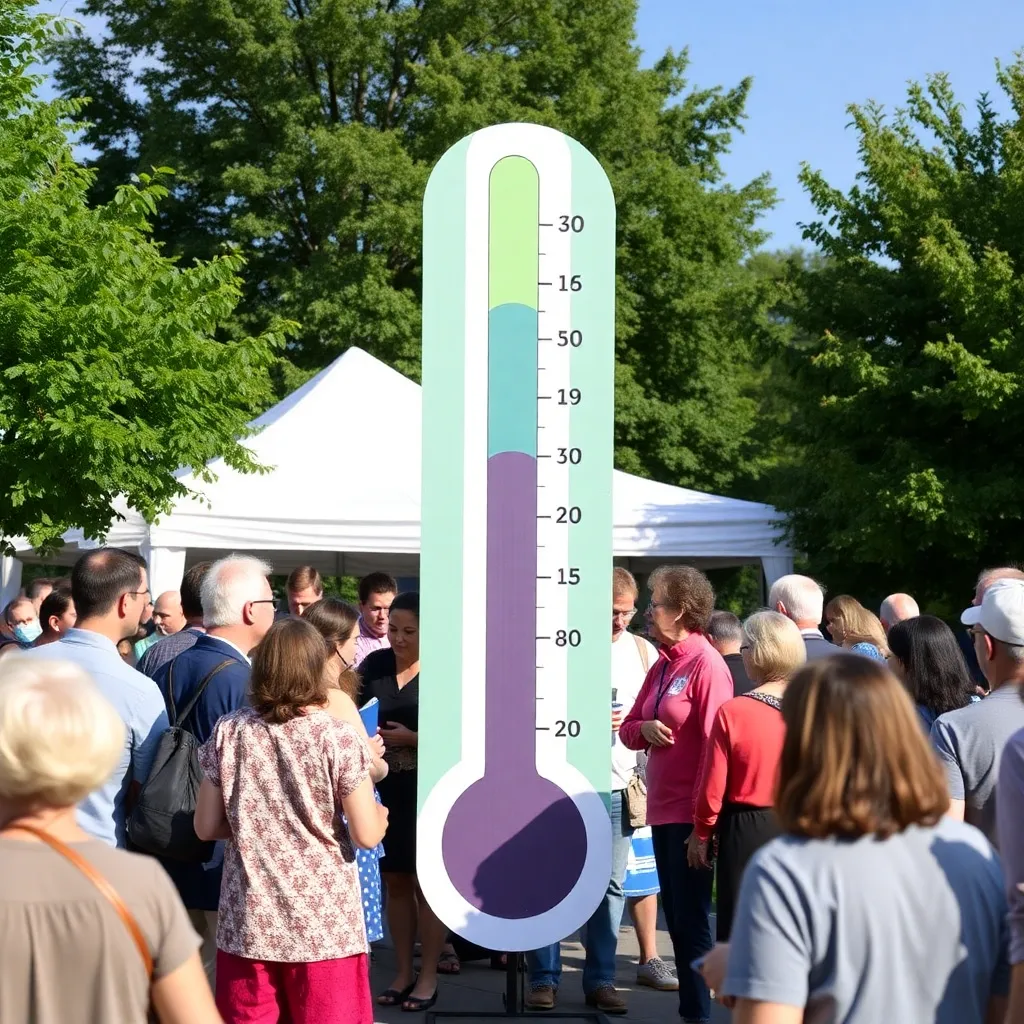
[525,986,556,1011]
[636,957,679,991]
[584,986,627,1015]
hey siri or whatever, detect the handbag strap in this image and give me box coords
[633,632,650,674]
[2,823,153,976]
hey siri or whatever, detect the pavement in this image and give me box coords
[370,912,731,1024]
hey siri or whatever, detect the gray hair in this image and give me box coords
[976,567,1024,603]
[879,593,919,628]
[201,555,273,628]
[707,610,743,646]
[768,574,825,625]
[1002,640,1024,665]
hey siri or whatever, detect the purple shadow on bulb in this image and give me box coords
[440,452,588,918]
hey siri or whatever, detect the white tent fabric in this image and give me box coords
[9,347,792,598]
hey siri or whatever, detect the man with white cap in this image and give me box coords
[931,578,1024,846]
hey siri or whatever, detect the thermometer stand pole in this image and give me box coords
[426,952,609,1024]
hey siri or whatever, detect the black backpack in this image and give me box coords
[127,658,233,863]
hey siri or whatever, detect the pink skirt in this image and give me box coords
[216,950,372,1024]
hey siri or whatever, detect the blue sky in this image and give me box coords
[635,0,1024,249]
[34,0,1024,251]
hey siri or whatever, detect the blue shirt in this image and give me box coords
[22,629,168,846]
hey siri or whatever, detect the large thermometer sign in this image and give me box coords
[419,124,616,951]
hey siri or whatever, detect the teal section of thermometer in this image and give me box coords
[419,123,616,951]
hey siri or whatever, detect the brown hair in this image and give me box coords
[302,598,361,700]
[648,565,715,632]
[250,618,330,724]
[180,561,212,621]
[286,565,323,596]
[358,572,398,604]
[775,654,948,839]
[613,567,637,599]
[825,594,888,654]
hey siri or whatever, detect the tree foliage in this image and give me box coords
[771,66,1024,614]
[52,0,777,493]
[0,0,294,553]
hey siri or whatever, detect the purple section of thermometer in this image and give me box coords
[440,452,587,917]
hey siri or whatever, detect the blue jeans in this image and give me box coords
[527,791,632,994]
[651,822,713,1023]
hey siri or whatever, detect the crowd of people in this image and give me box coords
[2,551,1024,1023]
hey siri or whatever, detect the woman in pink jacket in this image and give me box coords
[620,566,734,1024]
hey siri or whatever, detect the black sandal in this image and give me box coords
[402,990,439,1012]
[438,950,461,974]
[378,982,416,1006]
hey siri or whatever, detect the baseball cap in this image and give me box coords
[961,578,1024,646]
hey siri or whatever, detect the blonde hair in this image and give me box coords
[0,657,125,808]
[742,610,807,683]
[613,567,638,599]
[825,595,889,654]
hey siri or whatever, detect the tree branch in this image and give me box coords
[326,60,341,123]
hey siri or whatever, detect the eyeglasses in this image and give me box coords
[126,589,151,600]
[969,626,1024,649]
[647,601,669,612]
[250,598,278,611]
[612,608,636,620]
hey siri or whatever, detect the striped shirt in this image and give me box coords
[137,626,205,680]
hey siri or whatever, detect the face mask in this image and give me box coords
[14,621,42,644]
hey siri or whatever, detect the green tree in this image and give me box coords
[770,65,1024,615]
[0,0,294,553]
[52,0,777,493]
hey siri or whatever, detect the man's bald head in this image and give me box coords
[879,593,919,633]
[975,567,1024,607]
[152,591,186,636]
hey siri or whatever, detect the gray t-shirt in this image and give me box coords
[996,726,1024,965]
[723,819,1008,1024]
[931,683,1024,845]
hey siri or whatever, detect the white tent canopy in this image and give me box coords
[6,347,792,601]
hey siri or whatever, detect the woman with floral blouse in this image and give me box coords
[195,617,388,1024]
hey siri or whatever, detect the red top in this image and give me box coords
[619,634,733,826]
[692,693,785,841]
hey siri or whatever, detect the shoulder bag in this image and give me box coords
[126,658,233,862]
[624,632,652,826]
